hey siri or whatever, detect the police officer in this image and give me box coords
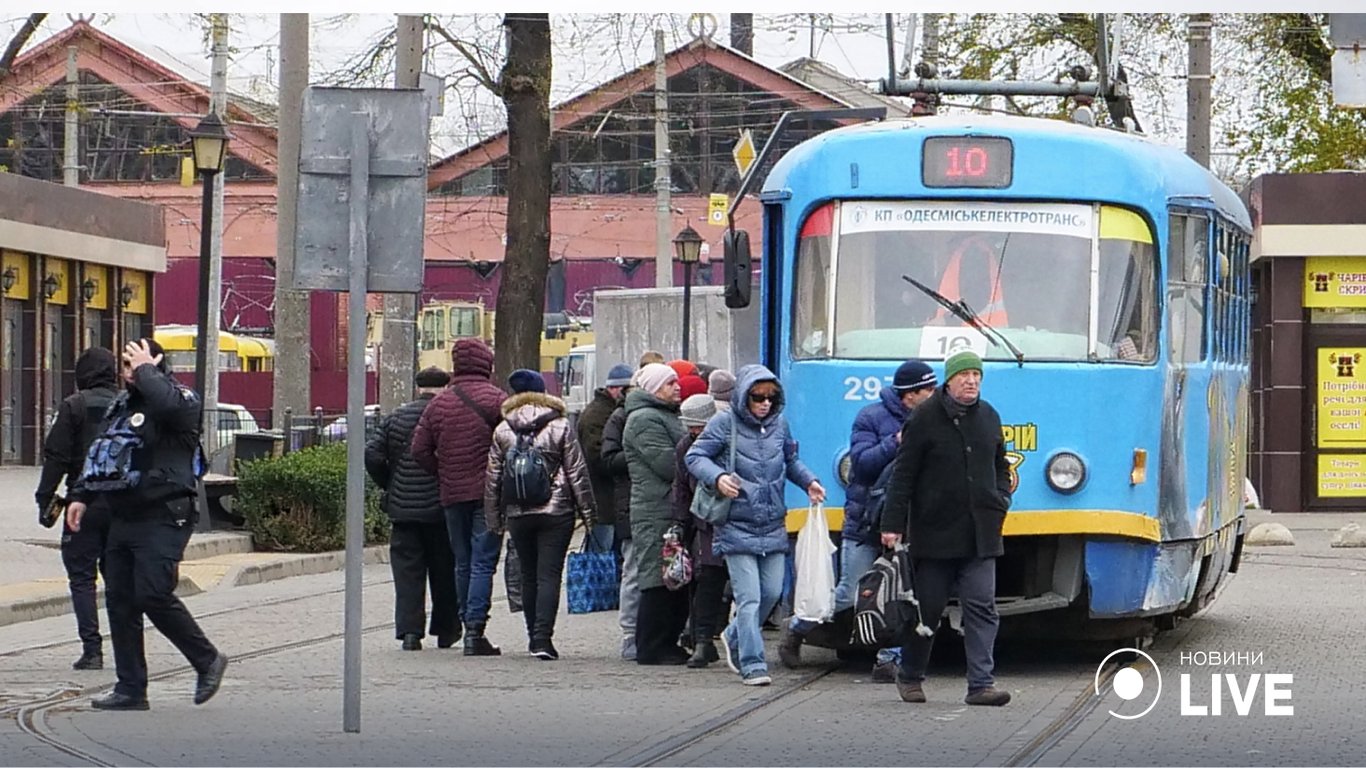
[35,346,120,671]
[66,339,228,711]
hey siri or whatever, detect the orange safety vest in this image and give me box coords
[932,238,1010,326]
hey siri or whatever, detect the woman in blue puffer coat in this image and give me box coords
[686,364,824,686]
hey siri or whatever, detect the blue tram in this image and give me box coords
[724,114,1251,638]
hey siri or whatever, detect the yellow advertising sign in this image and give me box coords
[707,193,729,227]
[1317,347,1366,448]
[1304,256,1366,308]
[1318,454,1366,497]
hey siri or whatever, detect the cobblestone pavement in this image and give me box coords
[0,521,1360,766]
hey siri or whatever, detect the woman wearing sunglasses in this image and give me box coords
[686,364,825,686]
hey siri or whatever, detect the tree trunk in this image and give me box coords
[0,14,47,79]
[493,13,552,386]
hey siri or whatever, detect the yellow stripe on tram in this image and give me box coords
[784,507,1161,542]
[1099,205,1154,244]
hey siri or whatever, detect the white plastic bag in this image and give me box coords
[793,503,837,623]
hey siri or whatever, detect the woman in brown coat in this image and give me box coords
[485,369,597,661]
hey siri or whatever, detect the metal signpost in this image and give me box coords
[293,86,427,733]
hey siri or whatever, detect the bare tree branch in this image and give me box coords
[0,13,47,80]
[429,18,501,95]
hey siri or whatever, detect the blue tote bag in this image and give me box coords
[566,525,619,614]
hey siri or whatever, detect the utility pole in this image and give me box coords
[922,13,940,69]
[202,13,228,433]
[653,29,672,288]
[1186,13,1212,168]
[63,46,78,186]
[380,14,422,412]
[273,14,311,425]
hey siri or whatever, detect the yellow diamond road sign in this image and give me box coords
[732,129,756,178]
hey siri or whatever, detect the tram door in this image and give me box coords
[1306,324,1366,509]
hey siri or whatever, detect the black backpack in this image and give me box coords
[500,412,559,508]
[850,546,935,648]
[858,457,900,542]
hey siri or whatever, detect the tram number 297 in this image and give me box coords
[843,376,891,401]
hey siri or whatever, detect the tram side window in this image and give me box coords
[791,204,833,358]
[1097,207,1158,362]
[1167,211,1208,364]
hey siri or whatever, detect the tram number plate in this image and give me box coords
[919,327,989,359]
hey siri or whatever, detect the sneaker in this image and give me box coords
[965,687,1011,706]
[870,658,898,684]
[896,677,927,703]
[621,636,637,661]
[719,631,740,674]
[742,670,772,686]
[529,641,559,661]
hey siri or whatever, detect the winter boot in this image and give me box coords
[464,627,502,657]
[777,625,803,669]
[687,640,719,668]
[72,651,103,670]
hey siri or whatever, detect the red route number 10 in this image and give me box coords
[944,146,991,177]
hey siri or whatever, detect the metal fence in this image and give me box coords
[202,405,384,472]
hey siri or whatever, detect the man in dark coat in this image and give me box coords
[66,339,227,711]
[576,362,632,555]
[411,338,507,656]
[881,350,1011,707]
[35,346,120,670]
[367,366,460,652]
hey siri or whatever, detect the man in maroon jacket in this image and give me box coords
[411,338,507,655]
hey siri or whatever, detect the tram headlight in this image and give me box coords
[836,452,853,488]
[1045,452,1086,494]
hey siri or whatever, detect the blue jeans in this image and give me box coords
[722,551,786,676]
[444,500,502,631]
[790,538,878,635]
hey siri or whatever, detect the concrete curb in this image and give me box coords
[0,544,388,629]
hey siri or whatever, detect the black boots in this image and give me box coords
[72,651,103,670]
[777,626,803,669]
[91,691,149,711]
[401,633,422,651]
[687,640,719,668]
[463,627,501,656]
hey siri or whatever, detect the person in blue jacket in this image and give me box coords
[686,364,824,686]
[780,360,937,671]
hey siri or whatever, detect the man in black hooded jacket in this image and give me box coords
[36,346,120,670]
[66,339,227,711]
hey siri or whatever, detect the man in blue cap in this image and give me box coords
[881,350,1012,707]
[577,362,634,555]
[780,359,938,670]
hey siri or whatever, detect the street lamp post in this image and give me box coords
[188,112,231,397]
[673,224,703,361]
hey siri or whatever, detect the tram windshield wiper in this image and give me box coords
[901,274,1026,367]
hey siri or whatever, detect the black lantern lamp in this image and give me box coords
[188,112,231,175]
[1,266,15,294]
[81,278,97,303]
[120,284,134,308]
[41,273,60,299]
[673,224,705,361]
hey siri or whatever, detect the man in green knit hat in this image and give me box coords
[879,349,1013,707]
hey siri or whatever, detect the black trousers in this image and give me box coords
[61,500,111,656]
[390,521,460,639]
[507,513,575,644]
[689,564,729,643]
[898,557,999,691]
[104,499,219,698]
[636,586,690,663]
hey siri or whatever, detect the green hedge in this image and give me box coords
[235,443,389,552]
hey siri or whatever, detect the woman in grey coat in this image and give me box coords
[686,364,825,686]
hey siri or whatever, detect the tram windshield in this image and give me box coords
[791,200,1158,362]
